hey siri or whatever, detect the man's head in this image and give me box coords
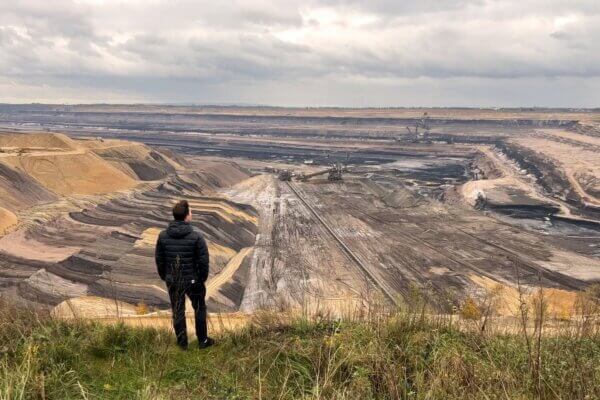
[172,200,192,222]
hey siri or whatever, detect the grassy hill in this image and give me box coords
[1,298,599,400]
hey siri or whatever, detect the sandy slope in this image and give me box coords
[514,136,600,207]
[535,129,600,147]
[469,274,579,318]
[206,247,254,299]
[88,141,185,180]
[0,207,17,235]
[0,228,80,262]
[460,146,568,212]
[0,132,139,199]
[2,151,137,196]
[0,132,188,217]
[0,132,78,150]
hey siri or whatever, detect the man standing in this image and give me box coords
[155,200,214,349]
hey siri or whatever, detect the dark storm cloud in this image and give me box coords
[0,0,599,106]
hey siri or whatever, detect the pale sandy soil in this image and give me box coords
[53,296,143,318]
[513,136,600,207]
[1,151,137,196]
[0,132,78,150]
[206,247,253,298]
[469,274,580,318]
[535,129,600,147]
[0,207,17,235]
[0,228,80,262]
[88,140,186,178]
[539,250,600,281]
[78,138,137,149]
[460,146,569,212]
[226,174,273,199]
[228,174,376,315]
[186,198,258,225]
[0,133,140,197]
[0,133,188,209]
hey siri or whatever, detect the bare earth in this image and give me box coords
[0,106,598,326]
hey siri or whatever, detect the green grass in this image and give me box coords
[0,303,599,399]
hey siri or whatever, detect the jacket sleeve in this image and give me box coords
[155,235,166,281]
[195,235,210,282]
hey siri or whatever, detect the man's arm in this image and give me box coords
[155,235,166,281]
[195,235,210,282]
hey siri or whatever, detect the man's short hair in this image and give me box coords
[173,200,190,221]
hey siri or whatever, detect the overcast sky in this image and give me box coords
[0,0,599,107]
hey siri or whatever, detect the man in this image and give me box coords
[155,200,214,349]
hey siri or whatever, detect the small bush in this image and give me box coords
[459,297,482,321]
[135,302,149,315]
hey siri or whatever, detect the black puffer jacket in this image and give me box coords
[155,220,210,284]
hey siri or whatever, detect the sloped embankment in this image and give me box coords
[0,135,258,312]
[0,207,17,234]
[0,132,184,210]
[84,140,185,181]
[0,162,58,211]
[1,151,137,196]
[0,131,78,150]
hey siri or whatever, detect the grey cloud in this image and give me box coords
[318,0,485,15]
[0,0,599,106]
[0,1,97,40]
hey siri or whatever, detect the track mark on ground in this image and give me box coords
[206,247,253,299]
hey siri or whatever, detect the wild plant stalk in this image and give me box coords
[478,284,501,334]
[567,283,600,397]
[151,255,182,398]
[258,351,262,400]
[105,269,122,321]
[3,253,600,399]
[532,270,546,398]
[513,257,534,375]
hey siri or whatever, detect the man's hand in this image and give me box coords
[195,235,210,282]
[155,235,166,281]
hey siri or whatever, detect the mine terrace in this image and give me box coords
[0,104,599,318]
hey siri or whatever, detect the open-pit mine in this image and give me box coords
[0,105,599,322]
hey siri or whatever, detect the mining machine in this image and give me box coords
[400,112,432,143]
[277,169,293,181]
[296,153,349,182]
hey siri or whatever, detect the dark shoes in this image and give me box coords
[198,337,214,349]
[176,337,214,350]
[177,343,189,351]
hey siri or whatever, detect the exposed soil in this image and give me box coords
[0,207,17,235]
[0,106,598,319]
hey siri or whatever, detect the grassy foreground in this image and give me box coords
[1,302,599,399]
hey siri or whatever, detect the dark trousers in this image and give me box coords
[167,281,207,347]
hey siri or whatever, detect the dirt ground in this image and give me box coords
[222,166,599,317]
[0,207,17,235]
[0,108,598,322]
[513,133,600,207]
